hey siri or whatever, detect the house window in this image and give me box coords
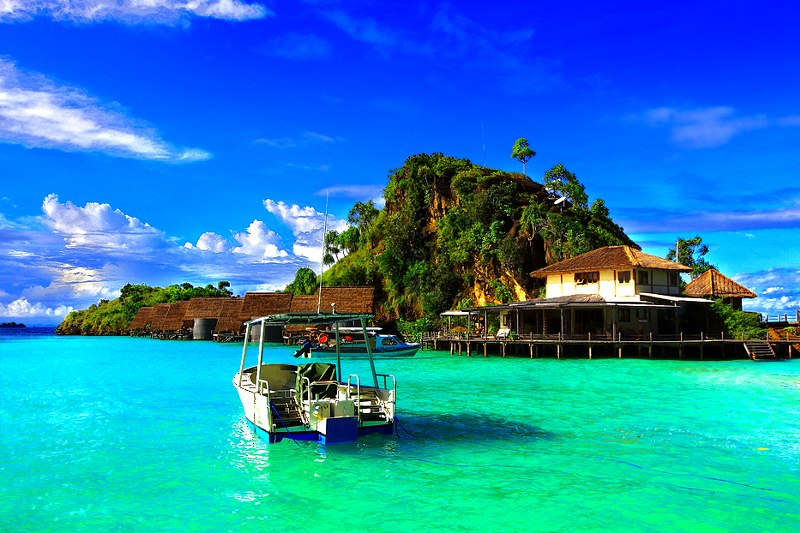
[637,270,649,285]
[575,271,599,285]
[669,272,679,286]
[618,308,631,322]
[617,271,631,284]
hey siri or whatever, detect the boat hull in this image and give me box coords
[233,369,395,445]
[306,344,420,358]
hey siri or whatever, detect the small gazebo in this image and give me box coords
[683,268,756,310]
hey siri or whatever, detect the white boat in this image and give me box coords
[233,313,396,444]
[294,326,420,358]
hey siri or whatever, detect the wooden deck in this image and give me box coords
[421,332,798,360]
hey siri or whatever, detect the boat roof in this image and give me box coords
[246,312,374,327]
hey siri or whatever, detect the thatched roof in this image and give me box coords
[147,303,171,330]
[289,286,375,314]
[683,268,756,299]
[531,245,692,277]
[214,298,245,334]
[153,301,190,331]
[129,306,154,330]
[239,292,293,320]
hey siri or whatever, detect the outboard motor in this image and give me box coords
[293,338,313,358]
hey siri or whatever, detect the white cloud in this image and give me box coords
[264,198,348,261]
[0,0,270,24]
[42,193,167,250]
[0,297,74,318]
[255,130,338,149]
[188,231,228,253]
[0,59,211,161]
[644,106,768,148]
[231,220,289,259]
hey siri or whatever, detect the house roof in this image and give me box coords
[214,298,245,333]
[289,287,375,314]
[239,292,294,320]
[129,306,154,330]
[152,300,190,331]
[530,245,692,277]
[683,268,757,299]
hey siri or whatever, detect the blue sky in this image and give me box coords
[1,1,798,325]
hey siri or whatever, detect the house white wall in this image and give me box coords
[545,268,680,298]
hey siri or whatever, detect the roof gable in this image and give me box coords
[683,268,756,299]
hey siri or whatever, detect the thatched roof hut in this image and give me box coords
[214,298,245,334]
[148,303,172,331]
[129,306,154,331]
[684,268,756,310]
[289,287,375,314]
[154,301,190,332]
[239,292,293,321]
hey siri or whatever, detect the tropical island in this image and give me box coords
[0,322,26,328]
[56,150,795,356]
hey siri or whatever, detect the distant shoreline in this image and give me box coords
[0,322,26,328]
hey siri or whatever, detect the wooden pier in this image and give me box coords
[421,331,798,361]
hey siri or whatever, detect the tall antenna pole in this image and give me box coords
[317,193,329,314]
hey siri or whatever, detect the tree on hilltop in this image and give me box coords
[666,236,715,279]
[511,138,536,176]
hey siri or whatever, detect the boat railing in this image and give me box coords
[346,374,361,423]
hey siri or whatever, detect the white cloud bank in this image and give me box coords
[0,0,270,24]
[0,297,73,318]
[0,59,210,161]
[42,193,167,250]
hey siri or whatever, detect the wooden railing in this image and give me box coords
[761,309,800,324]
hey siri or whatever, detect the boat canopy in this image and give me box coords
[246,312,374,327]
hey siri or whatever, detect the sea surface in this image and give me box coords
[1,329,798,532]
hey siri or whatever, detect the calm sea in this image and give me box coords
[1,329,798,532]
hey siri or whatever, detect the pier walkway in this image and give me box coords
[420,331,799,360]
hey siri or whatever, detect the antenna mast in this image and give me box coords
[317,193,329,314]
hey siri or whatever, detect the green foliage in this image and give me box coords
[286,267,319,296]
[666,236,715,279]
[511,137,536,176]
[57,281,235,336]
[396,317,437,342]
[710,299,765,339]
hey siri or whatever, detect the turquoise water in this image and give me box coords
[1,332,798,532]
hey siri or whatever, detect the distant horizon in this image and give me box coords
[1,1,798,322]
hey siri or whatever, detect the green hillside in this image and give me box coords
[322,152,636,322]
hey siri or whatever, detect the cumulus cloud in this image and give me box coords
[738,268,800,318]
[0,297,74,318]
[186,231,228,253]
[231,220,289,259]
[0,59,210,161]
[42,193,167,250]
[0,0,270,24]
[645,106,769,148]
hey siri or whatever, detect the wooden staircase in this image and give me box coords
[743,341,778,361]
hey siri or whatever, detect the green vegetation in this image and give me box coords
[666,236,715,279]
[709,299,765,339]
[56,281,233,336]
[323,152,635,323]
[285,267,319,296]
[510,137,536,176]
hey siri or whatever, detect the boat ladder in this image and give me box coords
[743,341,778,361]
[268,390,304,427]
